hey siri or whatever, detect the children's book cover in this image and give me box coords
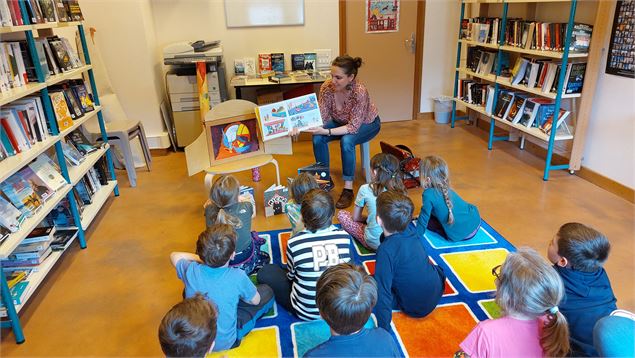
[49,91,73,131]
[28,154,66,191]
[71,83,94,112]
[0,172,43,216]
[0,195,24,232]
[61,140,85,165]
[291,54,305,71]
[264,184,289,217]
[255,93,323,142]
[258,53,272,74]
[303,53,317,71]
[271,53,285,73]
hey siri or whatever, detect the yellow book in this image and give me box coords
[49,91,73,131]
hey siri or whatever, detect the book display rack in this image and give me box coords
[450,0,610,180]
[0,2,118,343]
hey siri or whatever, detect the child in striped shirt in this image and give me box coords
[258,189,352,320]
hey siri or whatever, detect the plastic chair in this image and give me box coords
[84,119,152,187]
[360,141,371,183]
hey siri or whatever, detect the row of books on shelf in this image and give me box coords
[466,48,586,95]
[0,0,83,27]
[1,226,78,312]
[0,36,83,92]
[0,79,94,160]
[234,50,332,77]
[458,80,571,136]
[461,17,592,54]
[0,141,109,236]
[230,70,330,86]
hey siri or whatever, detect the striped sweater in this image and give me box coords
[286,225,352,320]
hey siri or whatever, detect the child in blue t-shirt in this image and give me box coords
[170,224,274,352]
[304,263,400,357]
[416,155,481,242]
[337,153,406,250]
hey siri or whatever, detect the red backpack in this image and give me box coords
[379,141,421,189]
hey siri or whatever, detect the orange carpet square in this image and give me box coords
[278,231,292,264]
[440,248,510,293]
[392,303,478,357]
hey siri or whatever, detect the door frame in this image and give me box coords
[339,0,426,120]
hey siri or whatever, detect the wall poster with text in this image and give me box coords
[606,0,635,78]
[366,0,400,33]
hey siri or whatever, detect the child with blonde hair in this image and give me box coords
[416,155,480,242]
[547,222,617,356]
[204,174,268,274]
[337,153,406,250]
[458,247,570,357]
[286,172,320,235]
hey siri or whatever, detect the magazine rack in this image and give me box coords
[0,9,118,343]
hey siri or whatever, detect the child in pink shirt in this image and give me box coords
[457,247,570,358]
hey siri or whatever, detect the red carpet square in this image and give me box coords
[392,303,478,357]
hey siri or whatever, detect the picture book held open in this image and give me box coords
[254,93,323,142]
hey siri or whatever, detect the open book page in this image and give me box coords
[255,93,323,142]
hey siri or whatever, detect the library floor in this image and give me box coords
[1,119,634,356]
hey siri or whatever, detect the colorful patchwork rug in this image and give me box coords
[209,221,515,358]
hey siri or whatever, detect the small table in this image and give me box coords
[204,154,280,191]
[231,76,327,99]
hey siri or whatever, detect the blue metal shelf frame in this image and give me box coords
[449,0,578,180]
[1,14,118,344]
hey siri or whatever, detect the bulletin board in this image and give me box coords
[224,0,304,28]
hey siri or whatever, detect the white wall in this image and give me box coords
[583,5,635,189]
[420,0,460,112]
[150,0,339,83]
[80,0,167,148]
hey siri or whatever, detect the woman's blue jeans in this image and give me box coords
[312,116,381,181]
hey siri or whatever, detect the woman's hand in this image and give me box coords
[305,127,328,136]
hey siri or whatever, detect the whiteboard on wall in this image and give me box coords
[224,0,304,28]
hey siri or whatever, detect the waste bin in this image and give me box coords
[433,96,453,124]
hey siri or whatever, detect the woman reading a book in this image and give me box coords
[293,55,381,209]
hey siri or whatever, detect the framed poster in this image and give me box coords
[606,0,635,78]
[366,0,400,33]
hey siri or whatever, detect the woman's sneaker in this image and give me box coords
[336,188,354,209]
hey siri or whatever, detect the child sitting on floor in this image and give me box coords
[547,222,617,357]
[337,153,406,250]
[458,247,570,358]
[416,155,480,242]
[304,263,400,357]
[170,224,274,352]
[257,189,352,321]
[373,191,445,331]
[204,174,269,274]
[158,294,218,357]
[286,172,319,235]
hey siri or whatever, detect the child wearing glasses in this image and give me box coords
[547,223,617,357]
[457,247,570,358]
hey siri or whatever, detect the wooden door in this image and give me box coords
[341,0,424,122]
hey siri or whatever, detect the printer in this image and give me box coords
[163,41,228,147]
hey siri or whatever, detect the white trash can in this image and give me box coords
[433,96,453,124]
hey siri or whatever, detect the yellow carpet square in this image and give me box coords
[440,248,510,293]
[207,326,280,357]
